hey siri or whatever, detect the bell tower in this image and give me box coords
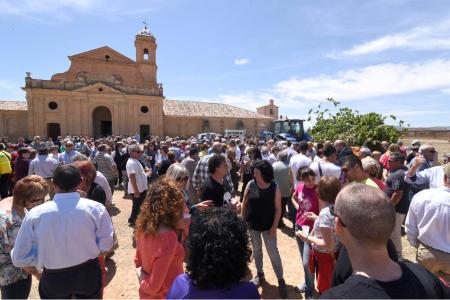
[135,23,157,86]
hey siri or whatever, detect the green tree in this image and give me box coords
[307,98,407,149]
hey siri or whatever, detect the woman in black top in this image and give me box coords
[241,159,287,299]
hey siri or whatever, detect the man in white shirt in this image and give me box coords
[309,144,341,184]
[289,141,312,189]
[126,144,150,226]
[405,163,450,283]
[405,155,444,189]
[11,165,114,298]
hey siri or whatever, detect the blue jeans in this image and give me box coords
[295,224,315,296]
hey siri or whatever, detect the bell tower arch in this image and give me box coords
[135,23,158,85]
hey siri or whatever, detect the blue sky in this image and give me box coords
[1,0,450,128]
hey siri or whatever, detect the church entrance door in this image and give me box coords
[93,106,112,137]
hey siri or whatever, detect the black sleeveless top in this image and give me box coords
[244,179,277,231]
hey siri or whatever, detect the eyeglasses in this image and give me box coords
[330,206,346,228]
[177,176,189,182]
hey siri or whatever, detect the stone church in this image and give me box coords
[0,26,278,140]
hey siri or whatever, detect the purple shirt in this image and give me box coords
[166,274,260,299]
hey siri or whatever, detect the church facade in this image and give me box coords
[0,26,274,140]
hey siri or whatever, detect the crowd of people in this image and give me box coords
[0,133,448,299]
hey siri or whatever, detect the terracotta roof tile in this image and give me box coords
[163,99,272,119]
[0,100,28,111]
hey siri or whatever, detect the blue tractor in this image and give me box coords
[272,119,312,142]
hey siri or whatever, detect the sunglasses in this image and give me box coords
[177,176,189,182]
[341,167,349,173]
[330,206,346,228]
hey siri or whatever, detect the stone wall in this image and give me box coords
[403,129,450,140]
[0,111,28,140]
[163,116,270,138]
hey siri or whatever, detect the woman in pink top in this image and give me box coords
[291,167,319,298]
[134,177,186,299]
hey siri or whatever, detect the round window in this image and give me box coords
[48,101,58,110]
[140,106,149,113]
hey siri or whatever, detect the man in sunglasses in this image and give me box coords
[385,152,410,261]
[126,144,150,226]
[321,184,449,299]
[407,144,436,194]
[341,155,379,189]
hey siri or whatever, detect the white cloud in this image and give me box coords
[339,19,450,56]
[0,0,160,21]
[274,59,450,101]
[234,58,250,66]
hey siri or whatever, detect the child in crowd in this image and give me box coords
[296,176,341,295]
[291,167,319,298]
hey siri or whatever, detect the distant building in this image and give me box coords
[0,25,272,140]
[257,99,278,119]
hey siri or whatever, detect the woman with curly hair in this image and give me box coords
[167,207,259,299]
[134,177,186,299]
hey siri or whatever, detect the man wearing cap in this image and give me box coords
[406,140,421,164]
[28,145,59,199]
[405,163,450,284]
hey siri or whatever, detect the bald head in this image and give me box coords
[335,183,395,246]
[211,142,223,154]
[334,140,346,152]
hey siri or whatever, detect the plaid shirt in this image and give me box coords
[192,154,234,194]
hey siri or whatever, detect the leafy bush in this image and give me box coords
[307,98,407,150]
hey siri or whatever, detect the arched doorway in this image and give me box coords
[92,106,112,137]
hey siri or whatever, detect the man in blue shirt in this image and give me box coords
[11,165,114,298]
[59,141,81,164]
[28,145,59,199]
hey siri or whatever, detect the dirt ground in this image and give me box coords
[28,187,419,299]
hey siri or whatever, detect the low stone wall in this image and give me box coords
[402,130,450,140]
